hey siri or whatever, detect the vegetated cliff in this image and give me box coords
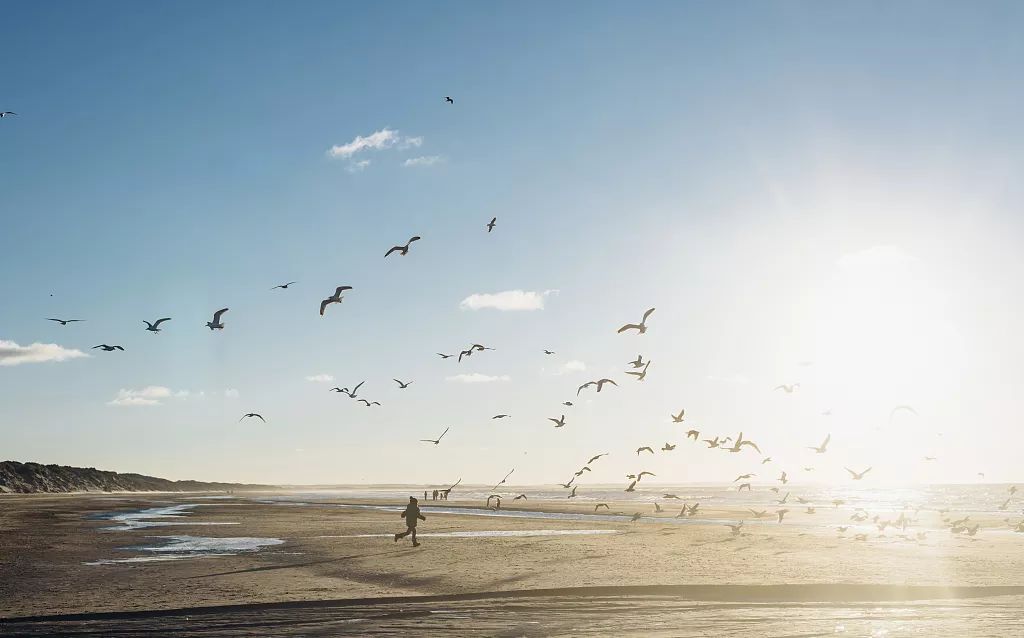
[0,461,275,493]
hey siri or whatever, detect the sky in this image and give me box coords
[2,1,1024,486]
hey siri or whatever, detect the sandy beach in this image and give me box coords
[2,489,1024,635]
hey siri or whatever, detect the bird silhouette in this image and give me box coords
[587,453,608,464]
[636,446,654,455]
[661,443,676,451]
[776,509,789,523]
[385,236,421,257]
[595,503,610,511]
[625,360,651,381]
[492,469,515,490]
[271,281,297,290]
[686,430,700,441]
[513,494,527,501]
[671,409,685,423]
[807,434,831,454]
[492,414,511,419]
[486,217,496,232]
[737,483,751,491]
[436,353,453,359]
[92,344,124,352]
[420,427,450,445]
[444,96,454,104]
[628,354,645,368]
[549,415,566,428]
[239,413,266,423]
[393,379,412,389]
[846,467,873,480]
[206,308,229,330]
[0,111,16,118]
[143,318,172,332]
[617,308,655,334]
[320,286,352,316]
[357,399,381,407]
[46,318,84,326]
[577,378,618,396]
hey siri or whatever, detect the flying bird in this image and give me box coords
[846,467,873,481]
[543,349,555,355]
[595,503,610,511]
[92,344,124,351]
[393,379,412,389]
[749,509,769,519]
[239,413,266,423]
[734,473,756,482]
[726,522,743,536]
[661,443,676,451]
[444,96,454,104]
[513,494,527,501]
[563,401,574,407]
[0,111,16,118]
[357,399,381,407]
[727,432,761,453]
[636,446,654,455]
[271,282,297,290]
[625,360,651,381]
[663,493,681,499]
[384,236,421,257]
[630,513,642,522]
[777,471,788,484]
[774,383,800,393]
[567,486,578,499]
[807,434,831,454]
[637,471,656,480]
[577,378,618,396]
[624,480,637,492]
[206,308,229,330]
[548,415,566,428]
[617,308,656,335]
[737,483,751,492]
[143,318,172,332]
[686,430,700,441]
[436,353,453,359]
[487,217,497,232]
[587,453,608,464]
[492,468,515,491]
[628,355,645,368]
[337,381,365,398]
[776,509,790,523]
[492,414,511,419]
[319,286,352,317]
[420,427,450,445]
[671,409,685,423]
[761,457,772,464]
[776,492,790,504]
[45,318,84,326]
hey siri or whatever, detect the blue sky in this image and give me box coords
[2,2,1024,485]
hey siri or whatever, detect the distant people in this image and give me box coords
[394,496,426,547]
[432,489,438,500]
[423,490,428,500]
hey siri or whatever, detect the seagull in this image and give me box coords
[637,471,656,480]
[393,379,413,389]
[628,354,645,368]
[617,308,655,335]
[45,318,84,326]
[726,522,743,536]
[319,286,352,317]
[492,469,515,491]
[563,401,574,407]
[384,236,421,258]
[92,344,124,351]
[143,318,172,332]
[776,509,790,523]
[239,413,266,423]
[654,502,663,513]
[567,486,578,499]
[686,502,700,516]
[737,483,751,491]
[206,308,229,330]
[625,360,650,381]
[748,509,769,519]
[686,430,700,441]
[487,217,497,232]
[734,473,756,482]
[513,494,527,501]
[774,383,800,393]
[548,415,566,428]
[777,471,788,484]
[436,353,453,359]
[444,96,454,104]
[543,350,555,355]
[337,381,365,398]
[0,111,16,117]
[420,427,450,445]
[573,467,591,477]
[630,513,642,522]
[625,480,637,492]
[587,453,608,464]
[671,409,685,423]
[595,503,610,511]
[761,457,773,464]
[727,432,761,453]
[846,467,873,481]
[776,492,790,504]
[663,493,681,499]
[559,479,575,488]
[457,349,474,362]
[271,282,297,290]
[661,443,676,452]
[577,378,618,396]
[492,414,511,419]
[357,399,381,407]
[807,434,831,454]
[703,436,721,449]
[636,446,654,455]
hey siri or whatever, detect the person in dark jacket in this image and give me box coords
[394,496,426,546]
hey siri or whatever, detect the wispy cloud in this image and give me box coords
[108,386,173,407]
[327,128,422,160]
[346,159,371,173]
[446,373,511,384]
[0,340,88,367]
[305,374,335,383]
[403,155,443,167]
[459,290,552,311]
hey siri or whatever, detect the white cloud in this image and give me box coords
[327,128,423,160]
[305,374,335,383]
[446,373,511,384]
[0,340,88,367]
[108,386,173,407]
[459,290,552,311]
[346,159,371,173]
[837,245,916,271]
[224,389,240,399]
[403,155,443,167]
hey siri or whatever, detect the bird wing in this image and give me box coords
[319,298,332,316]
[822,434,831,449]
[212,308,228,322]
[255,414,266,422]
[352,381,365,394]
[153,318,171,327]
[617,323,641,333]
[384,246,401,257]
[845,468,857,478]
[438,427,450,441]
[740,441,761,453]
[641,307,655,322]
[334,286,352,296]
[408,236,421,244]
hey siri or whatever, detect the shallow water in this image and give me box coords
[85,535,285,565]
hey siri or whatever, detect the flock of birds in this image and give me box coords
[15,100,1024,543]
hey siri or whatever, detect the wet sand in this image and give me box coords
[2,492,1023,635]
